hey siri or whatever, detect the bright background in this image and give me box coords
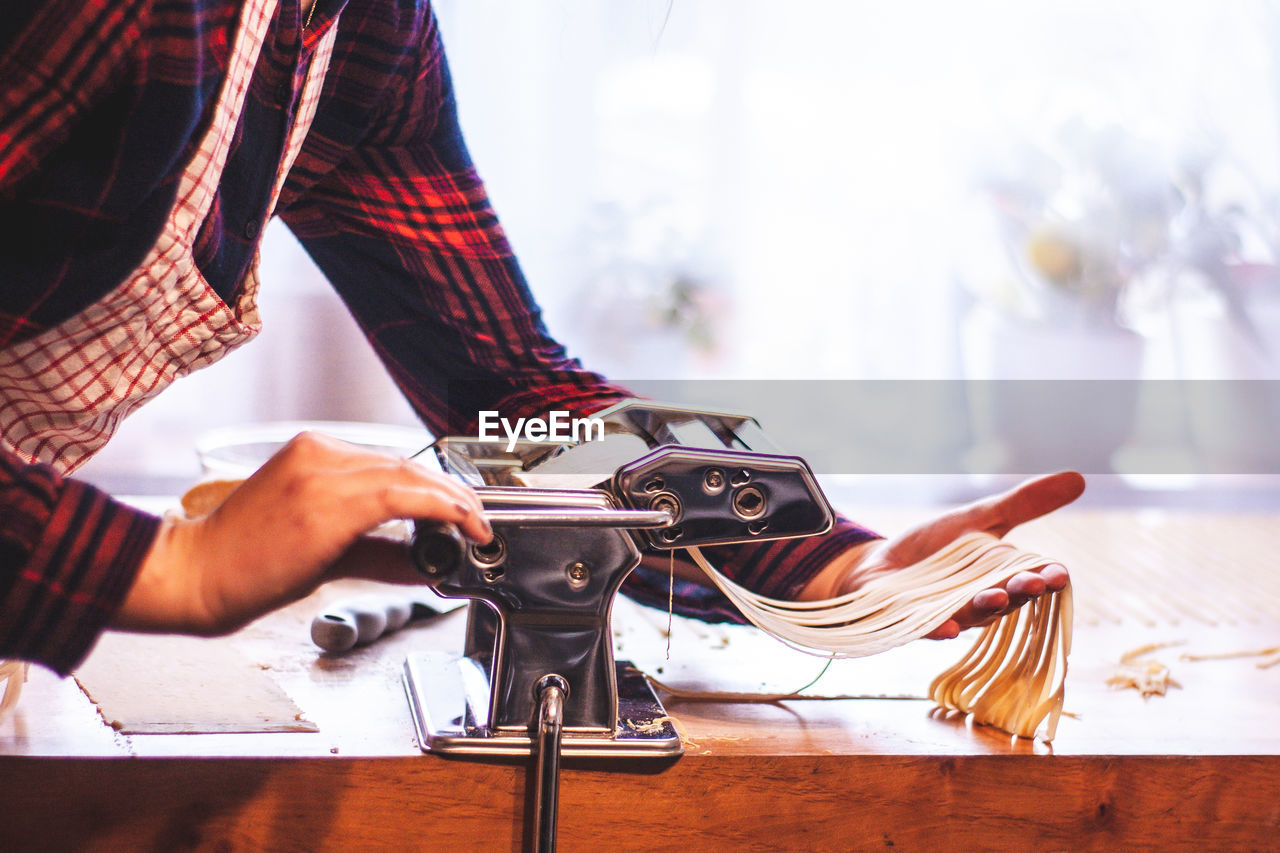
[81,0,1280,493]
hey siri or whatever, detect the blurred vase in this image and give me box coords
[1138,282,1280,474]
[961,304,1145,475]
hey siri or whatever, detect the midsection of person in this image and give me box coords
[0,0,353,346]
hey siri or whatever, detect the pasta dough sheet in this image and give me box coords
[74,632,317,734]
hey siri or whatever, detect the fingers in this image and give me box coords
[1038,562,1070,591]
[927,562,1069,640]
[932,588,1008,638]
[1005,569,1046,599]
[324,463,492,544]
[254,431,491,542]
[925,619,960,640]
[980,471,1086,538]
[972,586,1011,613]
[869,472,1085,575]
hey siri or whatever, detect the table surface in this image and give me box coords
[4,505,1279,851]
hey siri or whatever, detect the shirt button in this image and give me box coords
[277,80,293,104]
[244,218,261,240]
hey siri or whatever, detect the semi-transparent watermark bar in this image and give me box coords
[451,380,1280,476]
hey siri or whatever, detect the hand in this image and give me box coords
[802,471,1085,639]
[115,432,491,636]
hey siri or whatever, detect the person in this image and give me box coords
[0,0,1080,679]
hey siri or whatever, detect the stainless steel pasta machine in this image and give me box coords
[402,401,835,852]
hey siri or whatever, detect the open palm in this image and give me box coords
[840,471,1086,639]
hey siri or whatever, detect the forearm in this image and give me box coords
[283,221,630,435]
[0,447,158,674]
[278,6,632,435]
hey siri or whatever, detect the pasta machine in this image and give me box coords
[402,401,835,852]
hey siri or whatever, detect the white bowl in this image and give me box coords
[195,421,433,479]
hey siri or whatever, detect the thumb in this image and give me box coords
[873,471,1085,570]
[981,471,1086,538]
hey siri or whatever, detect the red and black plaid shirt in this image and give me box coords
[0,0,877,674]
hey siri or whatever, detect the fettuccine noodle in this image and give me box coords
[687,531,1071,741]
[0,658,28,724]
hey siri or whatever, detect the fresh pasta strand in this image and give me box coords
[640,671,925,703]
[686,531,1071,741]
[0,658,29,724]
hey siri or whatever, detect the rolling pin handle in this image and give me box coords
[411,520,467,580]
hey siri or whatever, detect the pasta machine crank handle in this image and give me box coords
[532,674,568,853]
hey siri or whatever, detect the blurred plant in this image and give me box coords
[970,119,1279,344]
[571,198,722,355]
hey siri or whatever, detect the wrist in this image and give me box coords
[114,514,210,635]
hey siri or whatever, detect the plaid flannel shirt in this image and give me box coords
[0,0,878,674]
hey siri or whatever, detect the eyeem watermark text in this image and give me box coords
[478,411,605,451]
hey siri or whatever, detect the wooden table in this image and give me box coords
[3,507,1279,851]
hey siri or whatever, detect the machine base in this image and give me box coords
[403,653,684,758]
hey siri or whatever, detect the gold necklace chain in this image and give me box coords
[304,0,317,30]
